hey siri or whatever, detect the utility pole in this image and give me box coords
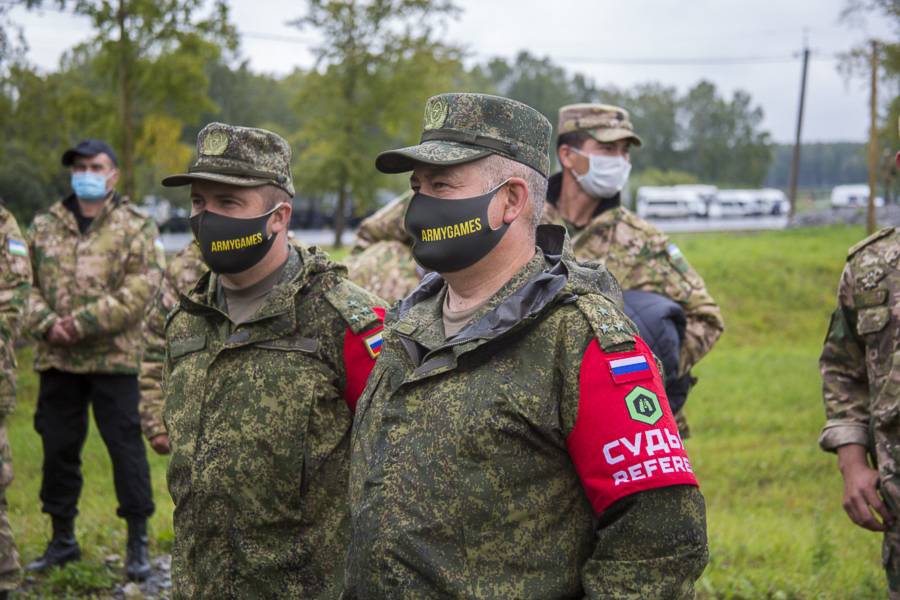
[867,39,879,235]
[788,38,809,219]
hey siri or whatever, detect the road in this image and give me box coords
[160,216,789,253]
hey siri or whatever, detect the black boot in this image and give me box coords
[25,516,80,571]
[125,518,151,582]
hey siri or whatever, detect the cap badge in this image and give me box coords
[423,98,448,131]
[202,130,229,156]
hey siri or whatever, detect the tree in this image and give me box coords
[677,81,771,186]
[40,0,237,201]
[290,0,463,246]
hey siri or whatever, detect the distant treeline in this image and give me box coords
[764,143,869,189]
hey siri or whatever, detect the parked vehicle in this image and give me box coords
[635,187,693,219]
[755,188,790,215]
[709,190,757,218]
[673,184,718,217]
[831,184,884,208]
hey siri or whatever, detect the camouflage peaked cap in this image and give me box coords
[558,103,643,147]
[376,93,552,177]
[162,122,295,196]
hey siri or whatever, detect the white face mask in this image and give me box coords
[570,149,632,199]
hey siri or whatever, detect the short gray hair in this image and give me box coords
[476,154,547,232]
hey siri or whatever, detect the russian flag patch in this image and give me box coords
[609,354,652,384]
[363,330,383,359]
[7,238,27,257]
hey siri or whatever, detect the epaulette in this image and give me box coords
[324,279,383,334]
[848,227,896,260]
[125,203,150,219]
[574,294,636,352]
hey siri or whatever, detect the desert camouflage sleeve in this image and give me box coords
[139,275,177,439]
[819,262,870,451]
[69,217,164,340]
[656,248,725,374]
[0,211,32,415]
[24,219,61,340]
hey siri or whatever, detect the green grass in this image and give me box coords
[672,225,885,599]
[8,230,889,597]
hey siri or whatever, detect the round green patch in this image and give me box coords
[202,130,229,156]
[423,98,448,130]
[625,386,662,425]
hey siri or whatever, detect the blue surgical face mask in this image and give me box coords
[71,172,110,202]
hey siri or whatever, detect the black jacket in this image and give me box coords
[622,290,691,413]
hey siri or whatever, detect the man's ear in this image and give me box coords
[270,200,293,234]
[501,178,529,225]
[558,145,576,170]
[107,169,120,189]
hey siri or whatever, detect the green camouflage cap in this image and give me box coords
[557,103,643,147]
[162,122,295,196]
[376,93,552,177]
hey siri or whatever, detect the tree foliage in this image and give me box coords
[289,0,464,246]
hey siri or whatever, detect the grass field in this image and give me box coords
[7,225,888,598]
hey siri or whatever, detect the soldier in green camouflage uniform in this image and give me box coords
[160,123,386,598]
[0,205,31,597]
[820,225,900,599]
[346,93,708,598]
[139,242,204,455]
[25,139,163,580]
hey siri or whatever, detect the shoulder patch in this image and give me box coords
[324,279,385,334]
[848,227,895,260]
[575,294,636,351]
[7,237,27,257]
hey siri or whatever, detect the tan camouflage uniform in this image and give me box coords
[345,191,421,304]
[0,206,30,591]
[139,242,204,440]
[160,123,387,598]
[26,195,165,374]
[541,203,723,375]
[820,227,900,597]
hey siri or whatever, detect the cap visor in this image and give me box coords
[375,141,491,174]
[587,128,643,147]
[161,172,272,188]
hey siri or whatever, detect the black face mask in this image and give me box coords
[190,205,280,274]
[404,180,510,273]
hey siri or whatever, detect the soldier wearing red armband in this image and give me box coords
[160,123,385,599]
[344,94,708,599]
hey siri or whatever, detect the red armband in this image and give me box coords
[567,335,698,515]
[342,306,386,412]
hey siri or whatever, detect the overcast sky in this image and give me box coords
[11,0,897,143]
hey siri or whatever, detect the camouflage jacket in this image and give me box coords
[139,242,205,439]
[0,207,32,414]
[346,225,708,599]
[26,195,164,375]
[542,183,723,374]
[820,227,900,503]
[164,244,385,599]
[346,192,420,303]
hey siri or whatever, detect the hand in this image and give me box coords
[46,320,75,346]
[838,444,894,532]
[150,434,171,455]
[59,316,79,340]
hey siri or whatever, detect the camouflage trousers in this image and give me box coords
[0,422,21,591]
